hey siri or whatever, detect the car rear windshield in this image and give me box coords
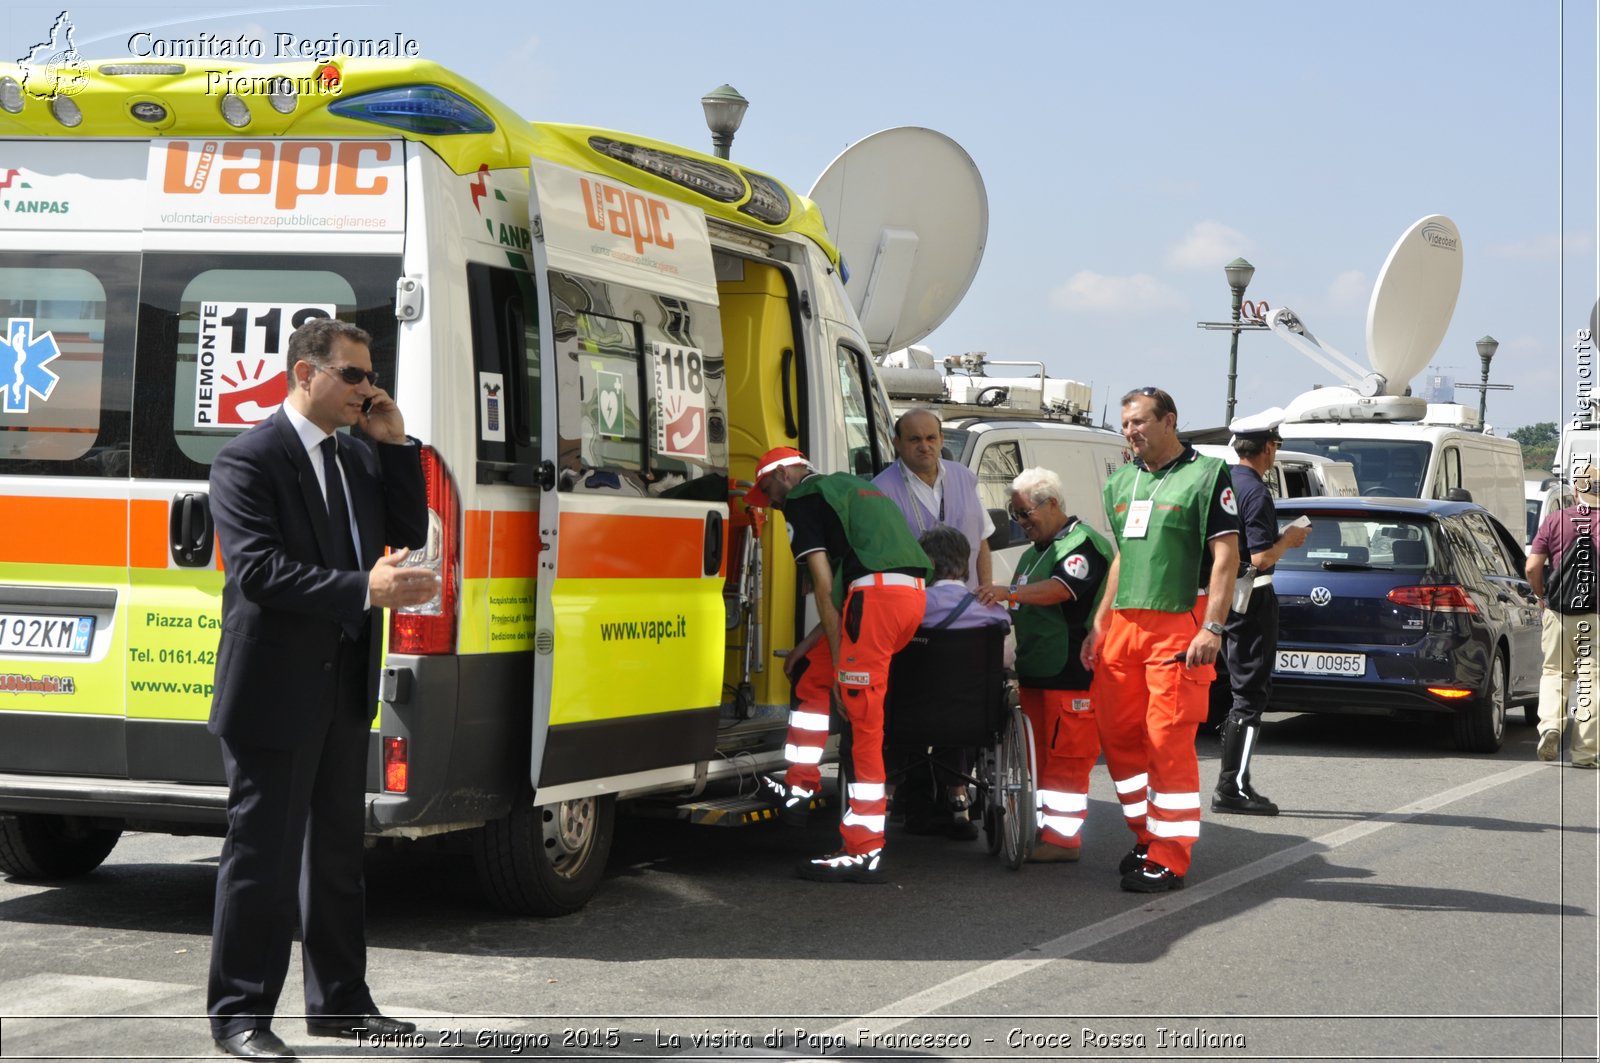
[1277,514,1434,570]
[1283,438,1432,497]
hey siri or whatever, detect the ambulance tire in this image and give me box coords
[0,813,121,880]
[473,791,615,916]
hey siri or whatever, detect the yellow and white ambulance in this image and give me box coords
[0,58,983,912]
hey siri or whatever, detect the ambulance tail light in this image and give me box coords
[389,445,459,655]
[382,737,409,793]
[328,85,494,135]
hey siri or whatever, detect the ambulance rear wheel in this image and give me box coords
[473,792,614,916]
[0,813,121,879]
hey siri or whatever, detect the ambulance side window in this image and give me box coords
[0,255,138,476]
[133,254,400,479]
[469,263,541,470]
[836,343,886,477]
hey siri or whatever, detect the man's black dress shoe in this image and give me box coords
[214,1028,296,1060]
[305,1013,418,1039]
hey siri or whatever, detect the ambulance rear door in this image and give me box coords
[525,158,729,796]
[0,141,140,779]
[123,137,407,785]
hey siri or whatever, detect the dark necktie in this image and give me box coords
[319,436,358,571]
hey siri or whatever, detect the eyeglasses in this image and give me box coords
[1137,386,1161,397]
[318,364,379,387]
[1009,503,1047,522]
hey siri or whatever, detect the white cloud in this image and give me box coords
[1050,270,1185,312]
[1484,231,1596,259]
[1327,270,1370,313]
[1166,221,1253,270]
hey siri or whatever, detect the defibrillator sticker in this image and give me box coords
[479,371,505,443]
[194,301,333,428]
[651,342,707,460]
[595,370,626,439]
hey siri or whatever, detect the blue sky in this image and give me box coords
[6,1,1594,434]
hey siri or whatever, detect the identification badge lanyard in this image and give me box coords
[1122,467,1173,540]
[1016,519,1076,589]
[901,461,944,533]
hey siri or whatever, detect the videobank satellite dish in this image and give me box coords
[808,127,987,353]
[1365,214,1462,395]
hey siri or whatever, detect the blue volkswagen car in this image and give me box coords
[1265,497,1542,753]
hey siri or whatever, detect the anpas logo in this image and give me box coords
[1,317,63,414]
[579,177,678,256]
[16,11,89,100]
[161,140,394,210]
[1419,222,1458,252]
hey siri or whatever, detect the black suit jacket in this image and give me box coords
[207,409,428,749]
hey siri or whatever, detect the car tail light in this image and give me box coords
[383,736,409,792]
[389,445,459,654]
[1386,585,1478,614]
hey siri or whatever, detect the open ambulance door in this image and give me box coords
[524,158,729,805]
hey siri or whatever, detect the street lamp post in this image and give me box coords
[700,84,749,160]
[1475,335,1499,426]
[1224,257,1256,425]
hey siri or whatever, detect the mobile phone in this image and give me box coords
[361,397,374,416]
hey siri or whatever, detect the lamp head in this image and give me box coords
[701,84,749,159]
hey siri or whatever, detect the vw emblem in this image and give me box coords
[1310,586,1333,606]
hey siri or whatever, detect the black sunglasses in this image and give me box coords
[318,364,379,387]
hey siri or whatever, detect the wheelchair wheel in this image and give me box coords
[978,743,1002,855]
[1000,706,1036,870]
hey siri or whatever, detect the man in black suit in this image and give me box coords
[206,319,437,1061]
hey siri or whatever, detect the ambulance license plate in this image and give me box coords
[0,613,95,656]
[1275,650,1366,677]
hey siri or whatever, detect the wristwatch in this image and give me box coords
[1202,621,1225,636]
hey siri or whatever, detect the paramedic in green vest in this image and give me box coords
[745,447,931,883]
[976,467,1113,862]
[1081,387,1240,893]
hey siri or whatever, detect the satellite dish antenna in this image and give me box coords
[808,127,987,354]
[1276,214,1461,423]
[1365,214,1462,395]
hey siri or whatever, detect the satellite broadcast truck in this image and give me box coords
[0,57,985,914]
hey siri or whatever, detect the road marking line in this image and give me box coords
[0,973,194,1036]
[825,760,1546,1037]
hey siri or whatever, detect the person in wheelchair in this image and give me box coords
[977,468,1113,863]
[891,525,1011,839]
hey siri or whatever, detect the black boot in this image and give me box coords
[1212,719,1278,815]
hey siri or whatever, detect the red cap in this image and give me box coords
[743,446,809,508]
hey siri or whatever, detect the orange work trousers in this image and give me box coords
[784,582,924,855]
[1088,602,1213,875]
[1019,687,1100,849]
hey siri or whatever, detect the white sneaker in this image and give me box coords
[1536,730,1561,763]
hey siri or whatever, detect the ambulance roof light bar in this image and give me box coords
[328,84,494,135]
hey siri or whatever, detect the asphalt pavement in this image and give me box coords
[1,713,1595,1062]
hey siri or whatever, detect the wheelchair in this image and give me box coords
[883,623,1037,868]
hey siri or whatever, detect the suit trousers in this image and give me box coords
[207,634,376,1038]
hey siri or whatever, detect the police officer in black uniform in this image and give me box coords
[1213,408,1310,815]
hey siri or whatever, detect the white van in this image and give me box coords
[1191,444,1359,500]
[880,352,1129,582]
[1280,404,1525,534]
